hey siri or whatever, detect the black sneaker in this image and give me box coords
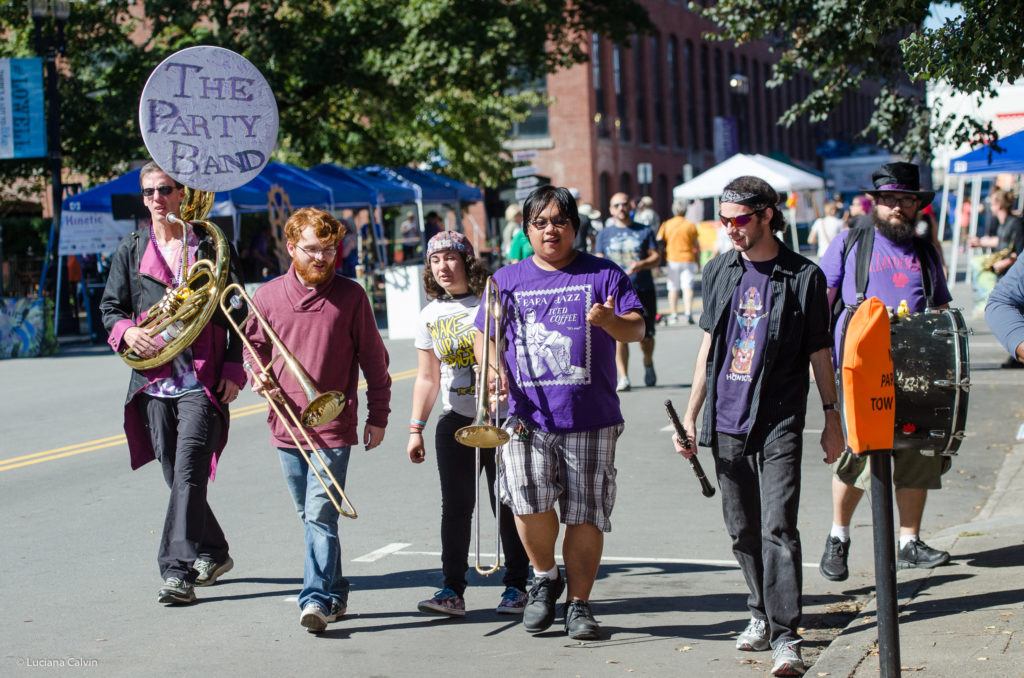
[194,556,233,586]
[522,570,565,634]
[819,535,850,582]
[564,599,600,640]
[157,577,196,605]
[897,538,950,569]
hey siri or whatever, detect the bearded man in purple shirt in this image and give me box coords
[817,162,953,586]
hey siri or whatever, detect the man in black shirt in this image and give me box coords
[674,175,845,676]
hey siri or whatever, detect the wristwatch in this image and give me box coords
[822,403,838,412]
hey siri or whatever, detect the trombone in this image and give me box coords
[455,277,510,575]
[219,282,357,519]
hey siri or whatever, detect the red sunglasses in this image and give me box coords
[719,208,765,228]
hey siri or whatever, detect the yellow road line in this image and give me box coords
[1,368,420,473]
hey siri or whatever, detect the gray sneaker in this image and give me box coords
[157,577,196,605]
[194,556,233,586]
[771,641,806,676]
[736,616,770,651]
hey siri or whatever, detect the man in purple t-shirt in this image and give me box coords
[475,185,644,641]
[817,161,953,586]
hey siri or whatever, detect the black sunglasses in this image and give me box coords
[142,185,177,198]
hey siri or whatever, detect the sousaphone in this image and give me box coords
[122,45,279,370]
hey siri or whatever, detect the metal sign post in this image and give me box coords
[869,451,901,677]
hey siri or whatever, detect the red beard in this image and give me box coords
[294,254,334,286]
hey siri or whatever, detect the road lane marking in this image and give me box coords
[1,368,419,473]
[353,543,412,562]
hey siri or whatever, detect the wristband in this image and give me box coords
[410,418,427,427]
[822,403,837,412]
[409,430,423,435]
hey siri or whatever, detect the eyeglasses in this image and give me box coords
[611,201,629,208]
[877,195,919,209]
[142,185,177,198]
[529,217,571,230]
[295,244,338,258]
[719,209,765,228]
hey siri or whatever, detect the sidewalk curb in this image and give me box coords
[809,442,1024,677]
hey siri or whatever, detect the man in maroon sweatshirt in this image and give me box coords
[244,207,392,633]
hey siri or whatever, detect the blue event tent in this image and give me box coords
[941,129,1024,288]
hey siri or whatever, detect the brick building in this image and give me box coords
[497,0,880,223]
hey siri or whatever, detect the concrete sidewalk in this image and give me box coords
[812,438,1024,677]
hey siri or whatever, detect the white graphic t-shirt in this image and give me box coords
[415,295,481,417]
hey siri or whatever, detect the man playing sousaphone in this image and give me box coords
[100,160,246,605]
[244,207,392,634]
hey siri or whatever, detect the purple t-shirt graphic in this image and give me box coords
[819,229,951,352]
[476,253,642,433]
[715,258,774,434]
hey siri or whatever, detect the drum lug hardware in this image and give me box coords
[951,431,966,440]
[929,430,947,439]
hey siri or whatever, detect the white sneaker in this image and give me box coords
[771,641,805,675]
[300,603,328,633]
[736,616,770,651]
[668,314,679,325]
[616,376,631,392]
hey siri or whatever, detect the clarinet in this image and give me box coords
[664,399,716,498]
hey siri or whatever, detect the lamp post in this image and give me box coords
[30,0,71,332]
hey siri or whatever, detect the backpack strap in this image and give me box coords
[910,236,937,308]
[851,226,874,304]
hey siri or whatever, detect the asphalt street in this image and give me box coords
[1,273,1017,677]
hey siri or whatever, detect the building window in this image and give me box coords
[668,36,682,148]
[658,174,669,217]
[739,55,749,153]
[700,44,711,150]
[685,40,697,151]
[634,34,649,145]
[593,33,609,139]
[752,59,763,153]
[714,48,725,127]
[599,172,611,217]
[613,44,630,141]
[620,171,632,197]
[763,62,774,151]
[508,75,549,139]
[652,33,665,146]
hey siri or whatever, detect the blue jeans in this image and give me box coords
[278,446,352,613]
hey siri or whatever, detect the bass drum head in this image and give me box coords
[891,308,969,455]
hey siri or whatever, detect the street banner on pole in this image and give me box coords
[0,57,46,159]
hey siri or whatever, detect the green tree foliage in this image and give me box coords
[1,0,651,190]
[699,0,1024,163]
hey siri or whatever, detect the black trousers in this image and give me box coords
[140,391,229,582]
[435,411,529,596]
[713,430,803,647]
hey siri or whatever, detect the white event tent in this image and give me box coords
[673,153,825,248]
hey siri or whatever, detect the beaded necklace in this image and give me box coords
[150,223,189,285]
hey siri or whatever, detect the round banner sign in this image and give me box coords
[139,46,279,192]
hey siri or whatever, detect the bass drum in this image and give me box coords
[890,308,970,455]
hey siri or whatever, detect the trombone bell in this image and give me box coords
[455,421,510,448]
[302,391,347,428]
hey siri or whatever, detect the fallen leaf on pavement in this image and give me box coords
[676,646,692,652]
[977,657,989,661]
